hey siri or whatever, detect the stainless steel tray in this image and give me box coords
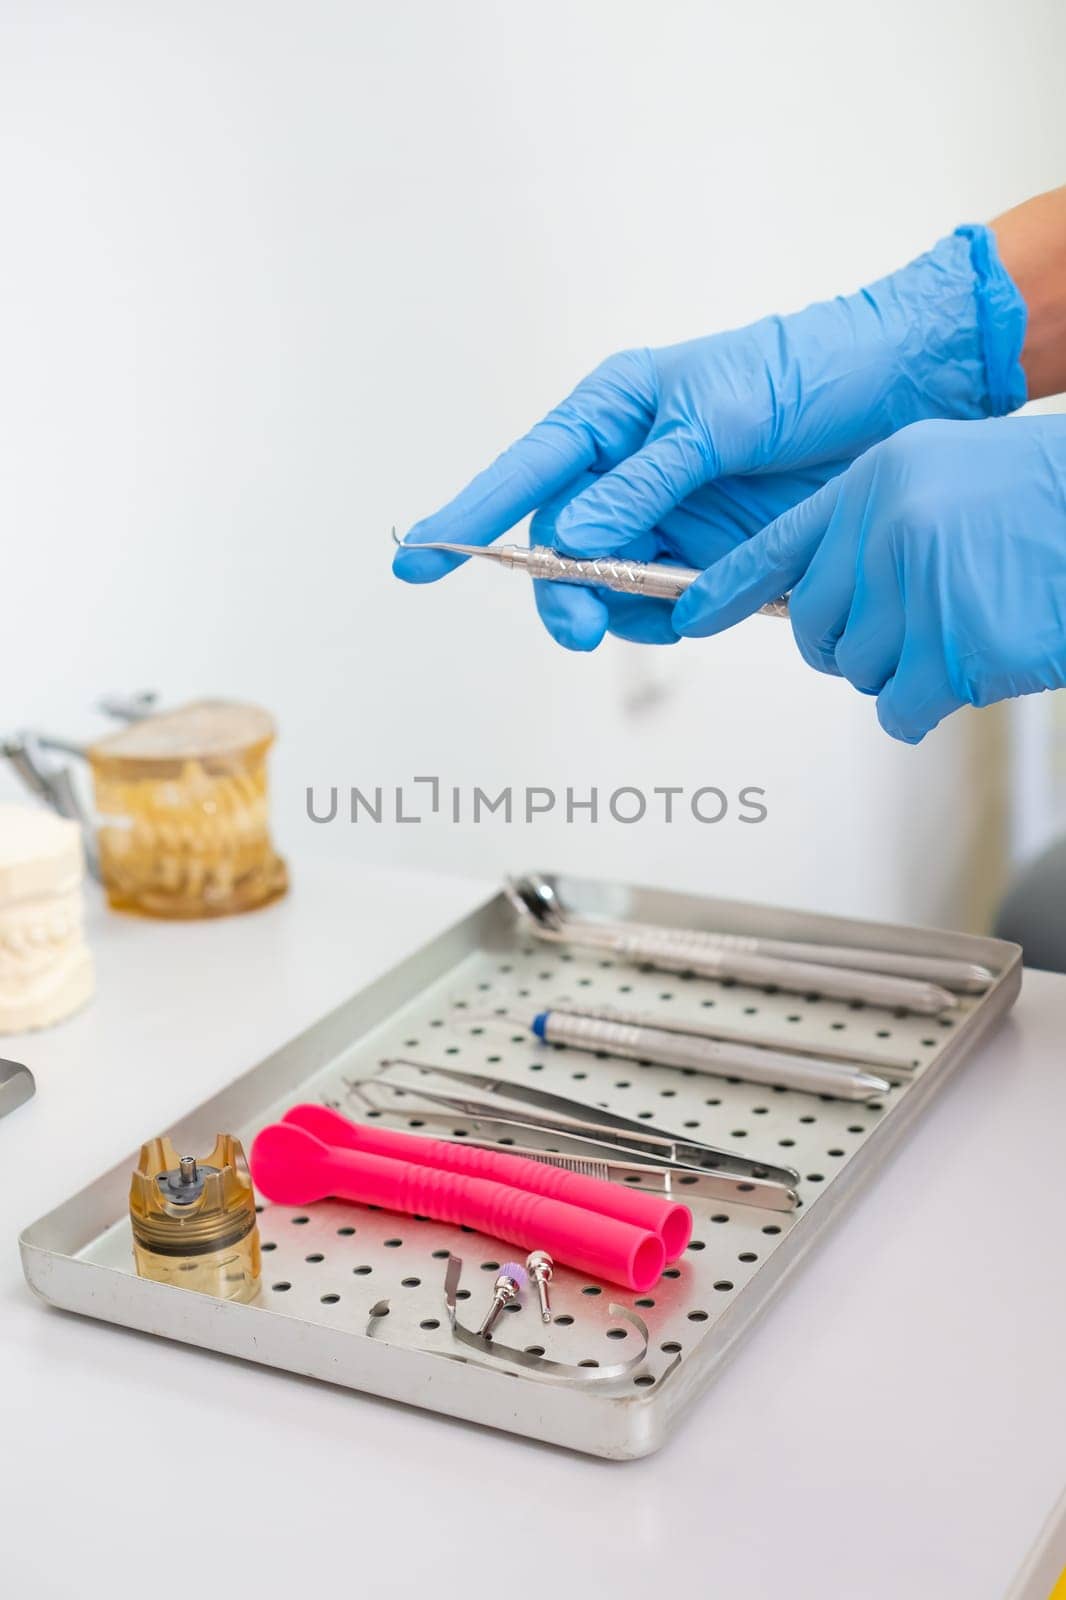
[20,874,1022,1459]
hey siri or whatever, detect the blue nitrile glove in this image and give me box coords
[526,462,844,647]
[394,225,1026,650]
[673,415,1066,743]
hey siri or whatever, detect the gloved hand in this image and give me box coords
[394,225,1026,650]
[673,415,1066,743]
[526,461,843,647]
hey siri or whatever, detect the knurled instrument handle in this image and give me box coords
[539,1012,883,1098]
[561,917,955,1014]
[525,545,789,615]
[620,924,990,993]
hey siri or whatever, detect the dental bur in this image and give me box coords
[530,1009,891,1101]
[479,1263,527,1339]
[392,529,789,616]
[526,1251,554,1323]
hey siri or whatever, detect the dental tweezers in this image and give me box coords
[351,1059,800,1210]
[354,1097,798,1210]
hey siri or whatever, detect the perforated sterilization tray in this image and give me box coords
[19,874,1022,1458]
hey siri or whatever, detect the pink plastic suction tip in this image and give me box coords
[282,1102,692,1260]
[250,1121,665,1292]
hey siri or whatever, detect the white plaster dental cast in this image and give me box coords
[0,805,94,1033]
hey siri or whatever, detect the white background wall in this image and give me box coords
[2,1,1064,927]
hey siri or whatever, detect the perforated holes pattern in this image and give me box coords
[252,938,972,1391]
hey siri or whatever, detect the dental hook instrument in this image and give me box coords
[391,528,790,615]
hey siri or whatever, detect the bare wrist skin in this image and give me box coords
[993,186,1066,400]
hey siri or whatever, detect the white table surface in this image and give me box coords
[2,858,1064,1600]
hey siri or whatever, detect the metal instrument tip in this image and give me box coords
[391,528,512,563]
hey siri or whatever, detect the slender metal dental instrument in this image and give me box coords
[365,1060,801,1188]
[459,1001,916,1079]
[478,1263,527,1339]
[506,877,957,1015]
[605,920,991,994]
[510,873,990,994]
[391,528,789,615]
[542,1000,917,1077]
[662,932,993,994]
[525,1008,891,1100]
[526,1251,554,1323]
[346,1093,799,1209]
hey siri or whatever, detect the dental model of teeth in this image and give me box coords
[0,804,95,1033]
[87,700,288,919]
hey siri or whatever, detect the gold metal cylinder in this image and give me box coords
[130,1133,261,1303]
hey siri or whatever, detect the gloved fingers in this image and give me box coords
[654,459,853,572]
[831,530,908,695]
[529,469,600,541]
[833,611,905,695]
[393,414,598,586]
[657,494,750,567]
[533,577,610,652]
[785,489,871,674]
[875,644,962,744]
[393,351,656,585]
[598,594,680,645]
[786,458,903,679]
[592,531,686,643]
[532,510,672,650]
[672,474,843,638]
[530,469,613,649]
[553,429,708,558]
[533,580,677,649]
[875,521,972,740]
